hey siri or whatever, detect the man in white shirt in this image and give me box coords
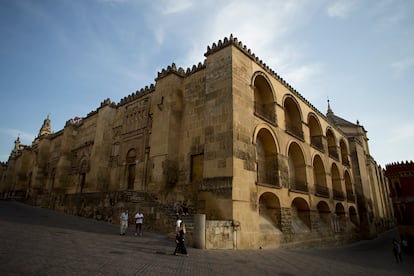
[135,209,144,236]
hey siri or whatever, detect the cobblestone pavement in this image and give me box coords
[0,201,413,276]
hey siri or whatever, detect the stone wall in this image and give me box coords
[205,220,234,249]
[25,190,178,236]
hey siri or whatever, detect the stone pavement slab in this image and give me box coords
[0,201,413,276]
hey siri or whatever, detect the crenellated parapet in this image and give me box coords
[386,160,414,167]
[385,160,414,175]
[118,84,155,107]
[99,98,117,109]
[205,34,326,120]
[65,99,116,127]
[153,34,328,122]
[185,61,206,76]
[156,63,186,80]
[87,98,117,117]
[156,61,206,82]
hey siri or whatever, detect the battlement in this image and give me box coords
[118,84,155,107]
[385,160,414,174]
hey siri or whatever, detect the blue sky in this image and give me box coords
[0,0,413,167]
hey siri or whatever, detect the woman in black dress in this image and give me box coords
[173,221,188,256]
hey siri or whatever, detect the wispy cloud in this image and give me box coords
[284,63,323,87]
[326,0,358,19]
[187,1,316,65]
[167,0,325,95]
[141,0,321,75]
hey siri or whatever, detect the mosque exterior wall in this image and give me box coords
[0,36,394,249]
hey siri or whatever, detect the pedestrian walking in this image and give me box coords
[120,209,128,235]
[392,238,403,263]
[173,221,188,256]
[135,209,144,236]
[175,215,182,234]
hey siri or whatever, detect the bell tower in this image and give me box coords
[38,114,51,137]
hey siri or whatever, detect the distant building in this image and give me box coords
[385,161,414,251]
[0,35,394,249]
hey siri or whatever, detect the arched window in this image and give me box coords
[313,155,328,197]
[344,171,354,202]
[284,97,303,140]
[340,139,350,166]
[331,163,344,200]
[253,73,276,124]
[288,143,307,192]
[308,114,324,151]
[326,129,338,160]
[256,128,279,187]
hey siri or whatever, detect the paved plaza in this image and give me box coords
[0,201,413,276]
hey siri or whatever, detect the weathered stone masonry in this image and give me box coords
[0,35,394,249]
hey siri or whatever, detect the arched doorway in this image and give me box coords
[335,203,346,232]
[291,197,311,232]
[126,149,136,190]
[79,158,89,193]
[317,201,332,233]
[258,192,281,229]
[349,206,358,227]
